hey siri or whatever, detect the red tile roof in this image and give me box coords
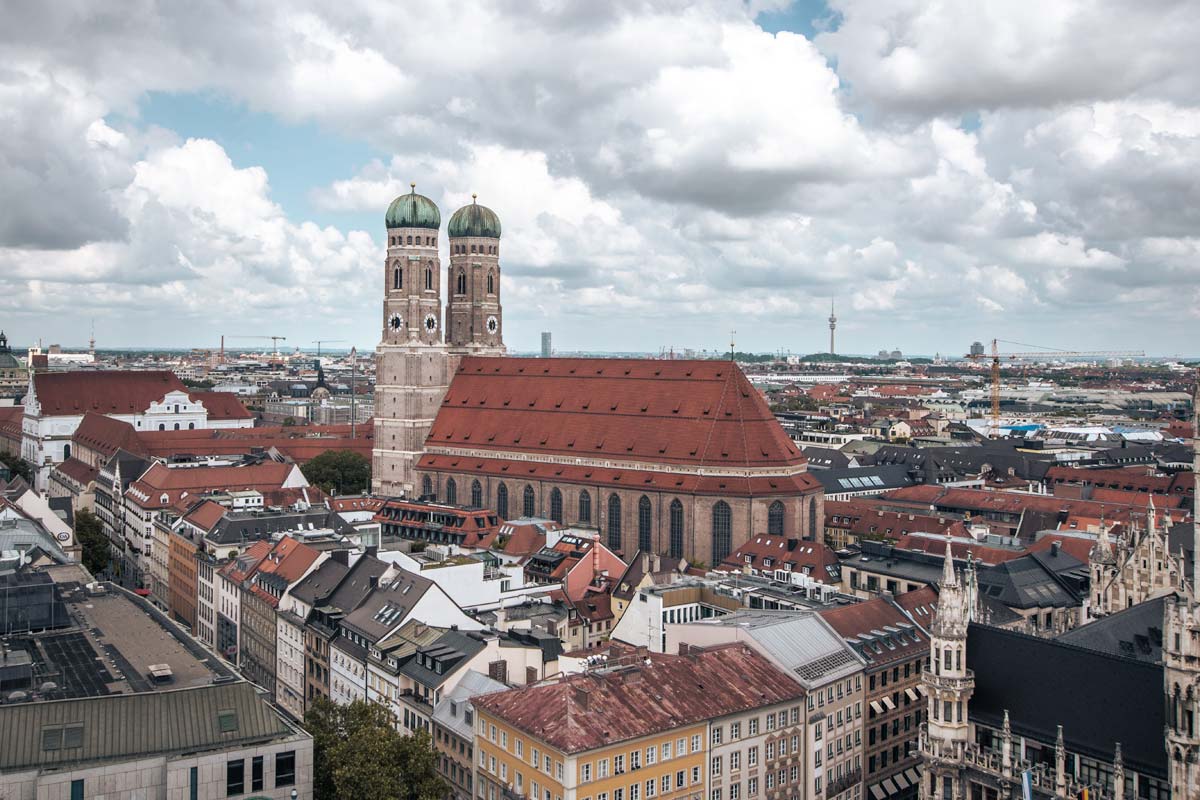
[127,461,299,509]
[473,643,804,753]
[1045,465,1193,499]
[819,595,929,666]
[893,585,939,624]
[425,357,810,475]
[219,539,273,582]
[248,536,321,607]
[722,535,841,580]
[891,531,1024,566]
[881,485,1189,528]
[32,371,187,415]
[72,412,148,458]
[188,391,253,420]
[181,499,228,531]
[136,426,372,463]
[53,457,99,486]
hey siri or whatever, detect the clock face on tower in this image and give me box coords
[486,316,499,334]
[389,314,403,331]
[424,314,438,332]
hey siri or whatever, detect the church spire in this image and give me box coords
[942,540,958,588]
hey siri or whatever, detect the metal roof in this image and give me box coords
[0,681,300,770]
[701,610,865,688]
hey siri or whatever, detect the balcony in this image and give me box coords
[826,767,862,796]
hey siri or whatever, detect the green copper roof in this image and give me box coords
[448,196,501,239]
[386,185,441,230]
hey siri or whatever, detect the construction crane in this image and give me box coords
[312,339,347,357]
[228,335,287,357]
[964,339,1145,436]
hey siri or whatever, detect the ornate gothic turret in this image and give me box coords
[920,543,976,799]
[1164,595,1200,798]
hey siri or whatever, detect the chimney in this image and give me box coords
[368,575,379,589]
[332,549,350,567]
[1050,541,1061,557]
[573,684,590,710]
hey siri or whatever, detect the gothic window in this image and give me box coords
[549,488,563,523]
[487,272,495,294]
[607,494,622,550]
[712,501,732,566]
[446,478,457,506]
[497,484,509,519]
[669,500,684,559]
[471,480,483,508]
[579,491,592,523]
[457,271,467,295]
[638,496,653,552]
[768,501,785,536]
[523,485,536,517]
[393,267,402,289]
[809,500,818,540]
[423,475,434,499]
[425,267,433,290]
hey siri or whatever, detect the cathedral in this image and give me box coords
[371,188,825,565]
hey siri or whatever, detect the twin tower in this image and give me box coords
[372,185,505,497]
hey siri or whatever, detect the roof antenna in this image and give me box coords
[729,329,736,361]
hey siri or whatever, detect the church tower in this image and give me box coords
[372,185,452,497]
[445,195,504,354]
[920,543,975,800]
[1164,595,1200,799]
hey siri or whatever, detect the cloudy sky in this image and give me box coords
[3,1,1198,356]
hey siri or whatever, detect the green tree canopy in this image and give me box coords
[305,698,446,800]
[0,452,33,483]
[299,449,371,495]
[74,508,110,576]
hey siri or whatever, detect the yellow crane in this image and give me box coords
[312,339,347,357]
[964,339,1145,436]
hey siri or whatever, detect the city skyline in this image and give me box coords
[3,1,1198,354]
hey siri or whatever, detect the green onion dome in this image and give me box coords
[385,183,441,229]
[448,194,501,239]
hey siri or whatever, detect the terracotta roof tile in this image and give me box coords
[33,371,186,415]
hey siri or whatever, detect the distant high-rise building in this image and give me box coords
[541,331,552,358]
[970,341,985,357]
[828,300,837,354]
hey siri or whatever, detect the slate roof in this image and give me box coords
[205,507,352,546]
[420,358,821,497]
[0,682,298,770]
[1056,595,1170,663]
[32,371,187,416]
[968,622,1166,780]
[473,643,804,754]
[976,552,1084,610]
[341,569,435,641]
[816,465,916,496]
[288,557,350,607]
[400,629,487,688]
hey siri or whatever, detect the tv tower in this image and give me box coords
[828,300,837,354]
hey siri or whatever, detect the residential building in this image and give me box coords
[432,669,507,800]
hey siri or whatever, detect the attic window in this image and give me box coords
[218,710,239,733]
[702,407,711,416]
[503,399,511,406]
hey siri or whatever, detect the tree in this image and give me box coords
[74,508,110,576]
[305,698,447,800]
[0,452,33,483]
[300,449,371,495]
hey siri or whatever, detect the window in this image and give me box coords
[766,714,776,732]
[70,780,84,800]
[393,266,402,289]
[190,766,199,800]
[275,751,296,787]
[638,496,653,552]
[446,478,458,505]
[227,759,245,796]
[730,784,741,800]
[768,501,785,536]
[747,747,758,767]
[730,751,741,771]
[471,480,483,507]
[712,790,722,800]
[615,755,625,775]
[608,494,623,550]
[631,784,640,800]
[748,718,758,736]
[669,500,684,558]
[748,778,758,797]
[550,488,564,523]
[691,766,701,785]
[646,779,656,798]
[712,726,723,746]
[691,734,702,753]
[583,763,593,783]
[425,267,433,290]
[766,742,775,760]
[661,775,671,794]
[631,750,641,770]
[646,746,657,765]
[599,759,610,779]
[524,485,536,517]
[252,756,263,791]
[711,755,722,776]
[579,491,592,523]
[677,771,686,789]
[423,475,434,499]
[712,501,732,564]
[662,741,672,760]
[497,484,509,518]
[487,272,495,294]
[457,270,467,294]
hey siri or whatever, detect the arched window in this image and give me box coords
[768,501,785,536]
[809,499,818,541]
[607,494,622,551]
[173,423,180,430]
[549,488,563,523]
[425,267,433,290]
[422,475,434,499]
[159,424,165,431]
[446,478,457,506]
[638,496,652,552]
[579,491,592,523]
[471,244,477,254]
[669,500,684,559]
[407,235,413,244]
[487,272,495,294]
[497,484,508,519]
[188,423,195,430]
[63,444,71,460]
[471,480,482,508]
[457,271,466,295]
[712,501,732,565]
[523,485,536,518]
[393,267,402,289]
